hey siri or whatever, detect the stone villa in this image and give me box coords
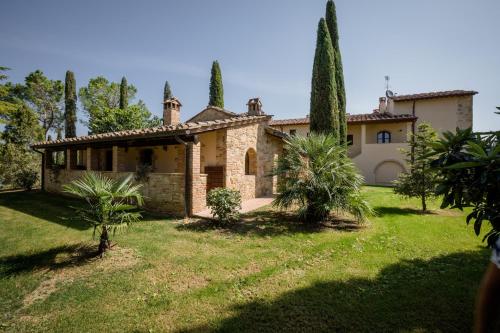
[32,89,476,216]
[270,90,476,184]
[32,98,284,216]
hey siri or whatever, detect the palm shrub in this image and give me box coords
[63,172,144,256]
[206,188,241,224]
[273,134,371,224]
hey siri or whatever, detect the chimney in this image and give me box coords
[163,97,182,126]
[246,97,263,116]
[379,97,387,113]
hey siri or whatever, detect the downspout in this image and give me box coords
[175,136,190,218]
[32,148,45,191]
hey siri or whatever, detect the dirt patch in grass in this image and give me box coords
[178,209,364,238]
[22,244,139,308]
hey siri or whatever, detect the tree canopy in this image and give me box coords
[309,18,338,138]
[64,70,77,138]
[79,76,159,134]
[23,70,64,138]
[325,0,347,146]
[164,80,172,100]
[119,76,128,110]
[209,60,224,108]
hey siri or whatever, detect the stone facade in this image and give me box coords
[224,122,283,200]
[44,169,185,215]
[40,115,283,217]
[456,95,473,129]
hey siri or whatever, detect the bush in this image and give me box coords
[15,169,38,190]
[431,126,500,246]
[273,133,372,224]
[206,188,242,223]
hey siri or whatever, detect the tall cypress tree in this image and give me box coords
[208,60,224,108]
[64,70,77,138]
[310,18,338,137]
[164,80,172,100]
[326,0,347,146]
[119,76,128,110]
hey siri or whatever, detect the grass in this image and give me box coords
[0,187,491,332]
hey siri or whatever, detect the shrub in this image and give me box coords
[15,169,38,190]
[273,133,372,224]
[206,188,242,223]
[63,172,144,256]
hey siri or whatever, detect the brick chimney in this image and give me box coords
[163,97,182,126]
[379,97,387,113]
[246,97,263,116]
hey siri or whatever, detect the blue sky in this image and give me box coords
[1,0,499,135]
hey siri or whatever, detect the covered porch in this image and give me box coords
[41,131,225,217]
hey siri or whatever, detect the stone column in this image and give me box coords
[86,147,92,171]
[188,140,207,215]
[112,146,118,172]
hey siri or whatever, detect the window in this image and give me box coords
[139,149,154,166]
[244,148,257,175]
[289,129,297,136]
[76,150,85,167]
[347,134,354,146]
[50,150,65,167]
[105,150,113,171]
[377,131,391,144]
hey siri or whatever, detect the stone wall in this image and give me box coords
[189,141,208,214]
[457,95,473,129]
[44,169,185,215]
[224,121,283,201]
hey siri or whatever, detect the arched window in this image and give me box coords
[245,148,257,175]
[377,131,391,144]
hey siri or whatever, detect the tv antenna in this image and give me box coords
[384,75,394,99]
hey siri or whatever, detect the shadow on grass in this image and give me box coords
[0,190,89,230]
[373,206,438,217]
[0,243,99,277]
[180,249,497,333]
[179,209,363,237]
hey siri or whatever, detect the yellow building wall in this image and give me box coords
[388,96,473,134]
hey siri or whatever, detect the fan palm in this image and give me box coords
[63,172,144,256]
[273,133,371,224]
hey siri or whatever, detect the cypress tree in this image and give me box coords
[208,60,224,108]
[119,76,128,110]
[56,128,64,164]
[164,80,172,100]
[309,18,338,137]
[64,70,77,138]
[326,0,347,146]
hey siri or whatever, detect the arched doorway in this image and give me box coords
[374,160,405,185]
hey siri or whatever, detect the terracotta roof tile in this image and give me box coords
[269,112,417,126]
[391,90,477,101]
[32,115,270,149]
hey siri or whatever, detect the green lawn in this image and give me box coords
[0,187,490,332]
